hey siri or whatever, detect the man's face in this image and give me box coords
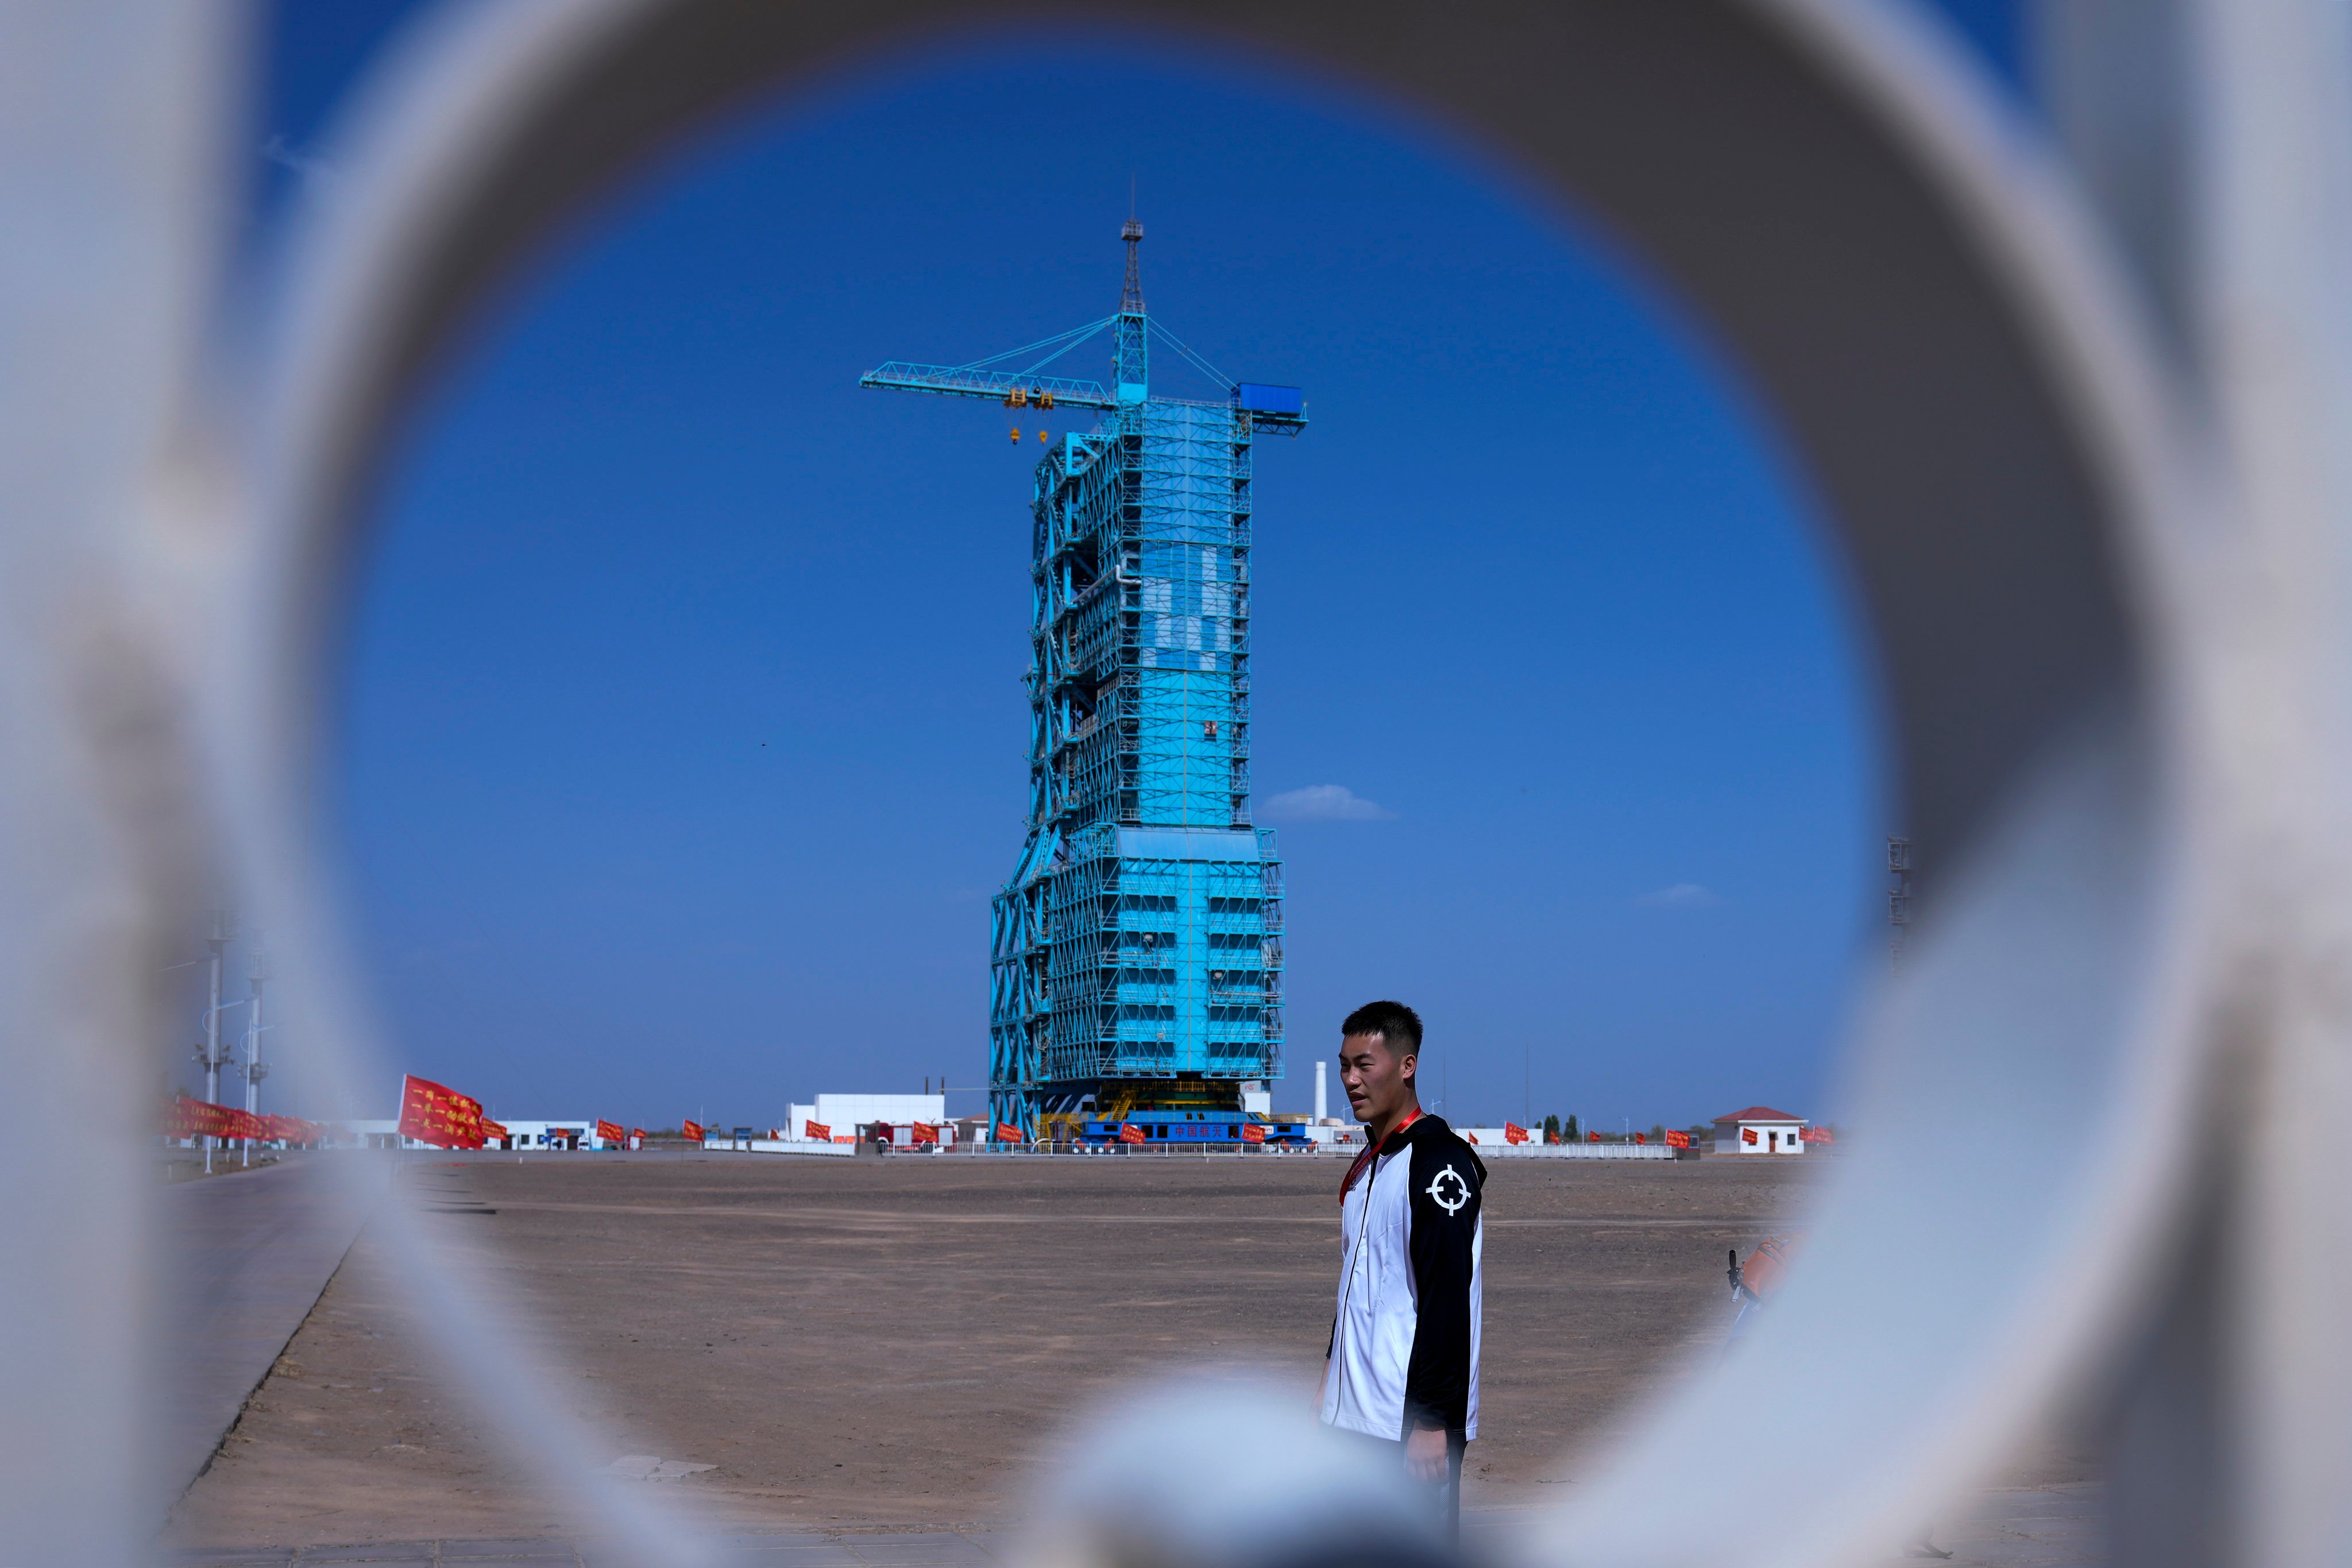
[1338,1032,1416,1125]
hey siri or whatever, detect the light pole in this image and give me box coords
[194,910,235,1173]
[239,944,268,1168]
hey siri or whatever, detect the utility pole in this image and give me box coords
[192,909,235,1174]
[240,942,268,1168]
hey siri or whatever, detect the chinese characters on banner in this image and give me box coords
[993,1122,1023,1143]
[681,1119,705,1141]
[593,1119,625,1146]
[479,1118,509,1144]
[803,1120,831,1141]
[397,1074,487,1149]
[1666,1129,1693,1148]
[163,1096,323,1145]
[1240,1122,1265,1144]
[1504,1122,1528,1144]
[1118,1123,1146,1145]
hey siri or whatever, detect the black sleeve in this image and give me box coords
[1403,1137,1482,1433]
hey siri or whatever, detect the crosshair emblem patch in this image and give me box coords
[1426,1164,1473,1215]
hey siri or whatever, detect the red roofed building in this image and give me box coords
[1713,1105,1807,1155]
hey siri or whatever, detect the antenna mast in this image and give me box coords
[1121,215,1144,312]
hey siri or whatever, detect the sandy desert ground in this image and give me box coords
[169,1151,2076,1548]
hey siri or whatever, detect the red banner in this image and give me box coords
[1743,1127,1759,1145]
[594,1119,625,1145]
[1801,1125,1834,1144]
[479,1118,509,1143]
[398,1074,486,1149]
[805,1119,831,1141]
[196,1104,263,1142]
[1588,1130,1601,1143]
[1118,1122,1146,1145]
[631,1127,647,1142]
[1504,1122,1528,1145]
[1666,1129,1692,1148]
[165,1095,235,1141]
[682,1118,705,1141]
[994,1122,1024,1143]
[1634,1132,1647,1144]
[260,1114,320,1145]
[910,1122,940,1145]
[1240,1122,1265,1144]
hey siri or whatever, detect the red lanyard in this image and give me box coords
[1339,1108,1423,1202]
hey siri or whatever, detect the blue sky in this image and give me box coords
[225,0,2029,1131]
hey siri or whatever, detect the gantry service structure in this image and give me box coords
[861,220,1306,1137]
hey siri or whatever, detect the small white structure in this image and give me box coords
[1304,1118,1360,1148]
[333,1117,615,1150]
[1241,1079,1272,1117]
[785,1094,945,1142]
[1713,1105,1807,1154]
[499,1118,614,1151]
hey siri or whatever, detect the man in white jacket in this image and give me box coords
[1319,1000,1485,1540]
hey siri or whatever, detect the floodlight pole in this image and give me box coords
[241,945,268,1168]
[201,909,232,1173]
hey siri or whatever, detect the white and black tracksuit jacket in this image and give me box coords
[1319,1115,1485,1441]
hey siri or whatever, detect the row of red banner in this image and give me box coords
[163,1095,325,1145]
[399,1076,651,1149]
[1484,1122,1689,1149]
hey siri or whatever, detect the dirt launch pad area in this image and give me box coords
[169,1153,1825,1547]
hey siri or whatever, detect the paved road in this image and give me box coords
[163,1486,2101,1567]
[164,1158,376,1495]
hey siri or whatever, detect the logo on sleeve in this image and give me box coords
[1426,1163,1473,1214]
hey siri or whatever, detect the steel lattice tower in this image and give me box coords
[861,223,1306,1136]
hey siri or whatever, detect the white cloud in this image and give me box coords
[1258,784,1396,822]
[1637,882,1722,909]
[262,134,341,192]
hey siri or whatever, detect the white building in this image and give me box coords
[497,1118,615,1150]
[332,1117,616,1150]
[785,1094,945,1142]
[1713,1105,1807,1154]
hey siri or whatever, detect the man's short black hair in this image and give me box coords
[1341,1000,1423,1056]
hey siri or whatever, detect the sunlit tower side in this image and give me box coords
[860,222,1307,1136]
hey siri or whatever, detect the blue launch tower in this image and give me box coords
[862,221,1306,1136]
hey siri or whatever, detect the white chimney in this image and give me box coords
[1315,1060,1328,1122]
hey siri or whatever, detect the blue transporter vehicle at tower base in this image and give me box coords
[861,219,1305,1139]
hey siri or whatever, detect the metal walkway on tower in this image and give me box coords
[860,218,1306,1137]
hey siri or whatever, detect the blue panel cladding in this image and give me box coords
[1234,383,1304,416]
[987,392,1292,1133]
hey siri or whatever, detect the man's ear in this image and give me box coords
[1400,1051,1417,1083]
